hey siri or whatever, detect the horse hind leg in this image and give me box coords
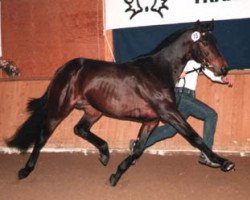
[18,114,69,179]
[18,129,49,179]
[74,106,109,166]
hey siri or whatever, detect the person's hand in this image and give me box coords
[179,71,187,79]
[222,76,233,87]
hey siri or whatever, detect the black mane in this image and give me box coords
[133,27,193,60]
[149,28,190,54]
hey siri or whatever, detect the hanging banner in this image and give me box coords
[0,2,2,57]
[105,0,250,30]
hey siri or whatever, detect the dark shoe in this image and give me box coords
[198,153,221,168]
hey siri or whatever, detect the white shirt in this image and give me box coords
[176,60,224,91]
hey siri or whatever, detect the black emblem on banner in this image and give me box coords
[124,0,169,19]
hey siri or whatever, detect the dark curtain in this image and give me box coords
[113,18,250,70]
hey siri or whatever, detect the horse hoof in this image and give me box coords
[99,154,109,166]
[221,160,235,172]
[18,168,31,179]
[109,174,118,187]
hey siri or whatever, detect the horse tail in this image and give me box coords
[26,90,48,112]
[6,92,48,151]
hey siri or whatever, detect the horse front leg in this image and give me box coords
[158,107,235,172]
[109,120,159,186]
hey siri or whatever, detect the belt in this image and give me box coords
[175,87,195,96]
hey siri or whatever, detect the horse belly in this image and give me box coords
[86,88,157,120]
[115,99,157,120]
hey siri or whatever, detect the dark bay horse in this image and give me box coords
[7,21,234,186]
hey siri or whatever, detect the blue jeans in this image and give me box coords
[144,87,218,150]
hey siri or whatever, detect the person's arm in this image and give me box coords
[202,67,224,82]
[202,67,232,86]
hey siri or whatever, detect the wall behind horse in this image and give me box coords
[1,0,249,153]
[1,0,105,78]
[0,74,249,153]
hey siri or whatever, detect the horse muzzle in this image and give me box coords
[220,66,229,76]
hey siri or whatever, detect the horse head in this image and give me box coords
[190,20,228,76]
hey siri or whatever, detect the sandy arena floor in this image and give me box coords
[0,152,249,200]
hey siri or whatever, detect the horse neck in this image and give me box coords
[153,42,191,84]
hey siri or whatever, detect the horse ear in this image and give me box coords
[194,20,201,29]
[208,19,214,31]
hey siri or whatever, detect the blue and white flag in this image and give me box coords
[105,0,250,30]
